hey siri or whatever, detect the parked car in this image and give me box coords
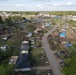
[48,69,52,75]
[60,60,65,67]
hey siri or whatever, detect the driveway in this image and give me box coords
[42,24,63,75]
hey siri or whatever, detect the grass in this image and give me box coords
[30,47,49,66]
[31,48,44,66]
[32,48,43,57]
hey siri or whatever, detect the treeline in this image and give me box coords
[0,11,76,16]
[49,11,76,16]
[11,11,76,16]
[13,11,76,16]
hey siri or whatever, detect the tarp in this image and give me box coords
[66,42,72,48]
[45,23,50,27]
[60,32,66,37]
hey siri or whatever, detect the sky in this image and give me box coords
[0,0,76,11]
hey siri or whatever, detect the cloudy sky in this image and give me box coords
[0,0,76,11]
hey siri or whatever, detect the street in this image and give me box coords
[42,24,63,75]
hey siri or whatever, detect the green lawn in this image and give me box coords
[30,48,44,66]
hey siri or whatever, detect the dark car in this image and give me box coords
[60,60,65,67]
[48,69,52,75]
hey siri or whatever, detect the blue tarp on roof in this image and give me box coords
[60,32,66,37]
[45,23,51,27]
[66,42,72,48]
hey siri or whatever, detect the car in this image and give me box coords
[60,60,65,67]
[48,69,52,75]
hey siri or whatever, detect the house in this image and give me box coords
[9,56,18,64]
[71,16,76,21]
[22,36,29,41]
[18,24,26,29]
[37,27,42,31]
[22,41,29,44]
[61,28,66,32]
[2,36,8,40]
[31,41,35,44]
[15,54,31,72]
[65,42,72,49]
[0,45,7,51]
[32,18,44,23]
[60,32,66,37]
[27,32,32,37]
[20,44,29,54]
[41,25,45,29]
[60,37,67,44]
[1,34,10,40]
[22,37,29,44]
[45,23,51,27]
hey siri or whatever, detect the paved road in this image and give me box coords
[42,24,63,75]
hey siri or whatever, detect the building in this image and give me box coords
[0,45,7,51]
[27,32,32,38]
[71,16,76,21]
[20,44,29,54]
[60,32,66,38]
[15,36,31,72]
[15,54,31,72]
[45,23,51,27]
[60,37,67,44]
[60,28,66,32]
[9,56,18,64]
[59,31,67,44]
[1,34,10,41]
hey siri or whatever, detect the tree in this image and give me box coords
[0,16,3,23]
[63,49,76,75]
[0,65,6,75]
[5,64,15,75]
[5,17,13,27]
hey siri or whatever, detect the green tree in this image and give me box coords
[63,49,76,75]
[0,16,3,23]
[5,17,13,27]
[0,65,6,75]
[5,65,15,75]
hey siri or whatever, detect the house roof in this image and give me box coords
[60,32,66,37]
[22,41,29,44]
[45,23,50,27]
[27,33,32,37]
[32,18,43,23]
[1,34,10,38]
[15,54,31,69]
[60,37,67,43]
[22,37,29,41]
[0,45,7,50]
[20,44,29,51]
[9,56,18,64]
